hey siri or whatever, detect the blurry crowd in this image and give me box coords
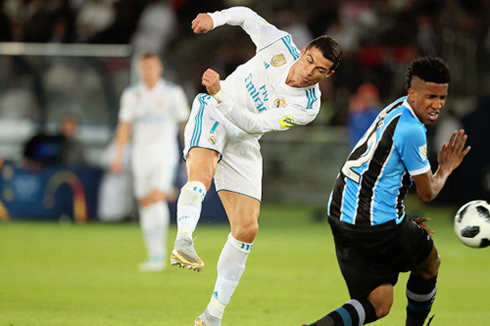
[0,0,489,206]
[0,0,489,118]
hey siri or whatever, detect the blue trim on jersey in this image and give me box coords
[281,35,300,60]
[305,88,317,110]
[330,96,429,226]
[190,94,209,147]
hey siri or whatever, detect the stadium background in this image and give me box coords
[0,0,488,221]
[0,1,489,325]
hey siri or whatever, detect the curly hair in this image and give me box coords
[406,56,451,90]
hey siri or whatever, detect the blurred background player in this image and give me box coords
[169,7,341,326]
[111,51,189,272]
[304,57,470,326]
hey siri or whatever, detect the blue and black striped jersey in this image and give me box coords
[328,96,431,226]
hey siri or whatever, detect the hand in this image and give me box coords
[191,13,214,34]
[202,68,221,97]
[110,158,122,173]
[437,129,471,173]
[412,217,435,238]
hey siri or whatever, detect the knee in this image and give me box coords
[368,284,394,319]
[416,254,441,280]
[422,256,441,279]
[374,301,392,319]
[232,220,259,243]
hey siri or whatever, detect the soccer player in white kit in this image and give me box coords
[112,52,189,272]
[169,7,342,325]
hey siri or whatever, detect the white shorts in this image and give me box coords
[183,94,263,201]
[131,154,178,199]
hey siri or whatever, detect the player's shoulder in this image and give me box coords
[394,103,426,142]
[160,79,184,92]
[123,82,142,96]
[260,33,301,68]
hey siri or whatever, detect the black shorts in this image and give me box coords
[328,215,434,299]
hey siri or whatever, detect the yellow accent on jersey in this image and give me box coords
[279,115,294,129]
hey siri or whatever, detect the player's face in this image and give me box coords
[408,77,448,126]
[289,46,335,88]
[138,56,163,88]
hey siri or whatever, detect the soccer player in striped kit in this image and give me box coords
[168,6,342,326]
[304,57,470,326]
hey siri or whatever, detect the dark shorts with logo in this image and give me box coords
[328,215,434,299]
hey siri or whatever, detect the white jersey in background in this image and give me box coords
[119,78,189,194]
[119,79,189,162]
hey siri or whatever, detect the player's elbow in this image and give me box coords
[416,190,436,203]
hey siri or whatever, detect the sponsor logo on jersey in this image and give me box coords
[244,73,269,112]
[270,54,286,67]
[208,136,217,145]
[279,116,294,129]
[274,98,286,108]
[419,144,427,161]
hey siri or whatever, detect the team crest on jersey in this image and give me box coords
[279,116,294,129]
[419,144,427,161]
[274,98,286,108]
[208,136,217,145]
[270,54,286,67]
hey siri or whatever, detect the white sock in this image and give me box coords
[207,233,253,319]
[139,201,169,260]
[176,181,206,239]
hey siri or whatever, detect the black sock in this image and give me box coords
[406,273,437,326]
[308,298,377,325]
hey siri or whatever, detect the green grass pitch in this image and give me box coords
[0,202,489,325]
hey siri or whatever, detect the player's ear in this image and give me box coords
[407,87,416,102]
[300,46,306,56]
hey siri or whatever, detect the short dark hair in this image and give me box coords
[307,35,342,72]
[406,56,450,89]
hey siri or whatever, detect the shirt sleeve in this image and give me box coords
[215,94,318,136]
[209,7,288,51]
[394,122,430,176]
[118,88,134,122]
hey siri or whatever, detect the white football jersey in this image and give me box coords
[119,79,189,162]
[210,7,321,136]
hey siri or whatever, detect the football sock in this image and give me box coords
[206,233,253,319]
[308,298,377,325]
[176,181,206,239]
[405,273,437,326]
[139,201,169,260]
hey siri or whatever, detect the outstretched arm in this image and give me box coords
[202,69,317,135]
[191,7,288,49]
[412,129,471,202]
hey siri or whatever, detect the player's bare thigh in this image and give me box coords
[218,190,260,243]
[186,147,219,190]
